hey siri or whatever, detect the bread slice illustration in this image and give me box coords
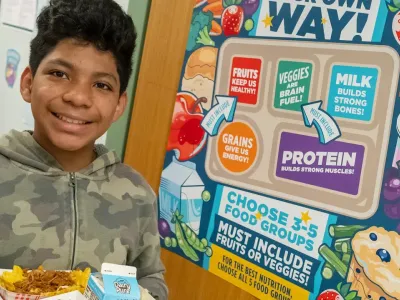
[181,47,218,111]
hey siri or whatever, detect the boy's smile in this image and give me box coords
[20,38,127,168]
[53,112,91,125]
[52,111,92,133]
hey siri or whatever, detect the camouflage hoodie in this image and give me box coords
[0,130,167,299]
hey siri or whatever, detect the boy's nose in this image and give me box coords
[62,83,93,108]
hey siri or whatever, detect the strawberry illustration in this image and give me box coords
[317,289,343,300]
[317,283,361,300]
[221,0,244,36]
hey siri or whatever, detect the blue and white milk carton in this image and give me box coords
[159,157,205,234]
[83,263,153,300]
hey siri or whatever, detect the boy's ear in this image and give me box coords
[20,67,33,103]
[112,91,128,122]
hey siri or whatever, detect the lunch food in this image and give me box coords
[0,264,153,300]
[0,265,90,298]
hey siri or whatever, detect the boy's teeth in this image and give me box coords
[56,114,87,125]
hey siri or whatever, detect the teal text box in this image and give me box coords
[327,65,378,122]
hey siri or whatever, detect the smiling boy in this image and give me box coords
[0,0,167,299]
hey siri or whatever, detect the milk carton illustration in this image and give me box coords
[159,157,204,234]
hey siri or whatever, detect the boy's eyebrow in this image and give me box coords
[92,72,118,85]
[46,58,74,69]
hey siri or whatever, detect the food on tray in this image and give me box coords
[0,264,154,300]
[0,265,90,297]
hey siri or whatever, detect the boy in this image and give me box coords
[0,0,168,299]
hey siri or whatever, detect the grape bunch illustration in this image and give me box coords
[382,161,400,232]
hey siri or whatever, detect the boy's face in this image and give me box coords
[20,38,127,152]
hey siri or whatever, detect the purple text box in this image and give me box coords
[276,132,365,195]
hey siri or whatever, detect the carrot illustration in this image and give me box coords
[203,1,224,18]
[210,20,222,36]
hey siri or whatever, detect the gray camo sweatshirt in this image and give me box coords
[0,130,167,299]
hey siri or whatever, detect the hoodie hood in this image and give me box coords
[0,130,120,177]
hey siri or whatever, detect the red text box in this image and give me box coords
[229,57,262,105]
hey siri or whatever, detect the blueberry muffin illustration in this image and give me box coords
[348,226,400,300]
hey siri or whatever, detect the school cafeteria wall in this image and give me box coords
[0,2,36,136]
[105,0,151,159]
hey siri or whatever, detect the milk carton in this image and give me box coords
[83,263,142,300]
[159,157,205,234]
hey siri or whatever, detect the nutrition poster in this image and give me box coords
[158,0,400,299]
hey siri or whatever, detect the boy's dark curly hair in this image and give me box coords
[30,0,137,94]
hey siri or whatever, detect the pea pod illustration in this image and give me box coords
[181,222,213,257]
[172,211,199,262]
[163,237,177,248]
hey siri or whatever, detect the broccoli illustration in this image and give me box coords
[186,11,215,52]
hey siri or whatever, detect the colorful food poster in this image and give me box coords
[157,1,400,299]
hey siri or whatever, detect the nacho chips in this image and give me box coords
[0,265,90,297]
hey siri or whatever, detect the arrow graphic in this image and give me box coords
[201,95,237,136]
[301,100,341,144]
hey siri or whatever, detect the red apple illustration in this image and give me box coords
[167,92,208,161]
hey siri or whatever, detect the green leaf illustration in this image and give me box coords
[337,282,343,292]
[345,291,358,300]
[388,4,399,12]
[223,0,242,7]
[340,283,351,297]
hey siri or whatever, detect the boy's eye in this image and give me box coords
[50,71,68,79]
[95,82,112,91]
